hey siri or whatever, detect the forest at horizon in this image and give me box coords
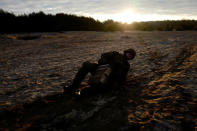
[1,9,197,33]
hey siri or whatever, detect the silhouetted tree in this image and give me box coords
[0,9,103,33]
[103,20,123,31]
[0,9,197,33]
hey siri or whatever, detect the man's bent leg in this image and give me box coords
[70,61,98,92]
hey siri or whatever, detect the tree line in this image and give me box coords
[127,20,197,31]
[1,9,197,33]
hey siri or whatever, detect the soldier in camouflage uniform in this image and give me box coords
[65,48,136,94]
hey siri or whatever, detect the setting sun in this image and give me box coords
[90,9,155,24]
[115,10,135,24]
[90,10,193,24]
[90,9,138,24]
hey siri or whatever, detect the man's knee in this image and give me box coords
[82,61,91,68]
[82,61,98,72]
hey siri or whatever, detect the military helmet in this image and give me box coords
[124,48,136,60]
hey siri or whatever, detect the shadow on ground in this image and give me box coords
[0,38,197,131]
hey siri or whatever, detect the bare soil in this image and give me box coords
[0,31,197,130]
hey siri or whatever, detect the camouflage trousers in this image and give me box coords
[70,61,129,93]
[71,61,98,91]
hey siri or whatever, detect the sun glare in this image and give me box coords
[90,9,192,24]
[115,10,135,24]
[89,9,137,24]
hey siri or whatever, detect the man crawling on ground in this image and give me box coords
[65,48,136,95]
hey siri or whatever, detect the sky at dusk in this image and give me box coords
[0,0,197,23]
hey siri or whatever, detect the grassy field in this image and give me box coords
[0,31,197,130]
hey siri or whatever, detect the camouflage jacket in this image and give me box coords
[98,51,130,81]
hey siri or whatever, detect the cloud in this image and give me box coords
[131,0,197,16]
[0,0,131,14]
[0,0,197,20]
